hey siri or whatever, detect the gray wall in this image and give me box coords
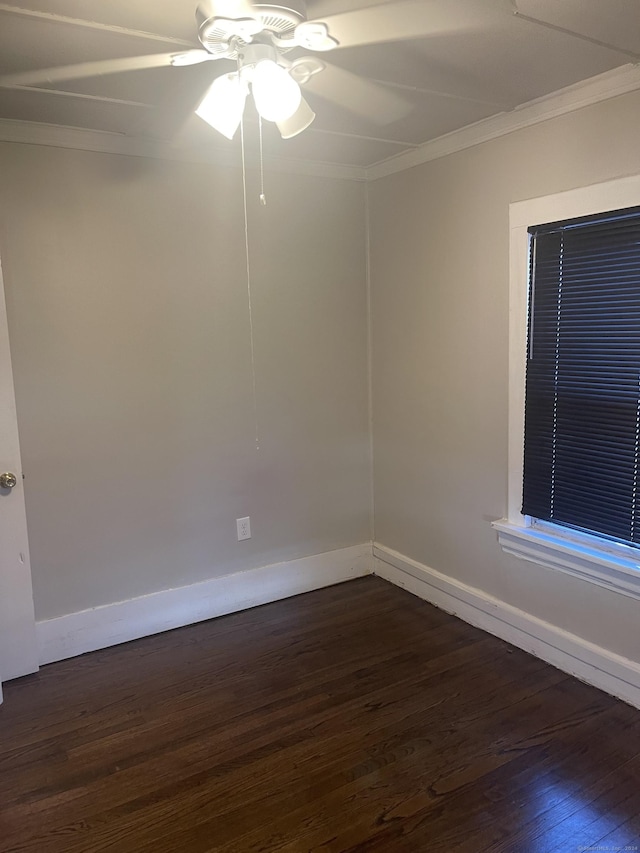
[369,89,640,662]
[0,143,370,620]
[3,86,640,662]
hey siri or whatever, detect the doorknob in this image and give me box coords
[0,472,17,489]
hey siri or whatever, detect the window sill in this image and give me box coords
[492,519,640,601]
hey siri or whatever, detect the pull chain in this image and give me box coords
[239,115,260,451]
[258,115,266,206]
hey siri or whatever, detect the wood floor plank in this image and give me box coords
[1,576,639,853]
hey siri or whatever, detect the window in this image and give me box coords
[522,207,640,545]
[494,175,640,601]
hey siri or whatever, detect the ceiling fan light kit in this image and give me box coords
[194,42,306,138]
[190,1,339,140]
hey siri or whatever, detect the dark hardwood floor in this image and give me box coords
[1,576,640,852]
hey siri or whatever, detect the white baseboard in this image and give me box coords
[37,539,640,710]
[373,543,640,710]
[37,544,373,665]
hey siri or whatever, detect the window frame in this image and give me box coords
[493,174,640,601]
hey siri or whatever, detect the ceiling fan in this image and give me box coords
[187,0,341,138]
[2,0,631,144]
[0,0,423,142]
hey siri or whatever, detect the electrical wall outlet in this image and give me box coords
[236,516,251,541]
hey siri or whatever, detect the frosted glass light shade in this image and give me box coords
[196,73,248,139]
[251,60,301,123]
[276,96,315,138]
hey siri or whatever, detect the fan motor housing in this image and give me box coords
[197,1,307,54]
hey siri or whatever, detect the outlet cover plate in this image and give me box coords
[236,517,251,541]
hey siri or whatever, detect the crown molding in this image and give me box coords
[366,63,640,181]
[0,119,368,182]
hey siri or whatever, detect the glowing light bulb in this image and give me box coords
[251,60,301,123]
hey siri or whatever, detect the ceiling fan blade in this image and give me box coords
[0,52,212,89]
[310,0,504,49]
[302,62,410,124]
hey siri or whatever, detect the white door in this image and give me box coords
[0,258,38,703]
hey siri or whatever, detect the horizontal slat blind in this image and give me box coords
[522,207,640,544]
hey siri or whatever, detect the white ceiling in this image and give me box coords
[0,0,639,170]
